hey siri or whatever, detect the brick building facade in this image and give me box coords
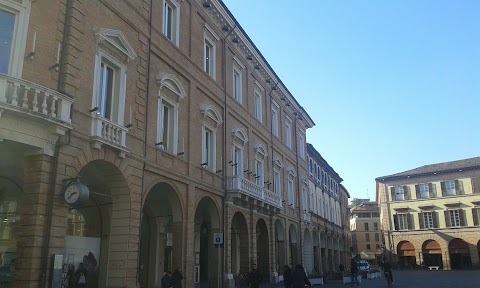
[0,0,350,287]
[376,157,480,270]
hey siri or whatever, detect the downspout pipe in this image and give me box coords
[136,0,153,285]
[40,0,73,286]
[222,24,236,288]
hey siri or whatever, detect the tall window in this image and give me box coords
[309,189,315,213]
[309,159,313,175]
[445,181,456,196]
[419,183,429,199]
[204,32,216,78]
[97,60,118,120]
[254,89,262,122]
[255,159,264,186]
[0,3,29,77]
[273,170,281,195]
[201,106,222,172]
[324,197,329,221]
[374,222,378,231]
[365,233,370,242]
[298,134,305,159]
[285,118,292,149]
[233,64,242,103]
[449,210,461,227]
[364,223,369,231]
[423,212,434,229]
[157,99,176,153]
[398,214,408,230]
[232,145,242,176]
[162,0,179,45]
[395,186,405,201]
[366,244,371,250]
[288,179,294,207]
[271,105,279,137]
[375,233,379,241]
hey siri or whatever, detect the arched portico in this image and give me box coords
[194,196,221,288]
[68,160,132,288]
[421,240,443,269]
[274,219,285,273]
[303,229,313,274]
[449,238,472,269]
[139,182,183,287]
[256,219,270,282]
[289,225,298,266]
[397,241,416,269]
[231,212,249,276]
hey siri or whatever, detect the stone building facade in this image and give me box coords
[376,157,480,270]
[0,0,350,287]
[350,202,383,263]
[305,144,351,274]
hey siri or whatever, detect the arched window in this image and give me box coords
[231,128,248,176]
[201,105,222,172]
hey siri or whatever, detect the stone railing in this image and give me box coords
[227,176,282,209]
[91,115,128,149]
[303,211,311,223]
[0,74,73,124]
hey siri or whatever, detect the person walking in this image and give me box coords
[291,265,311,288]
[350,259,360,287]
[283,265,293,288]
[161,271,172,288]
[171,267,183,288]
[249,264,262,288]
[382,260,394,284]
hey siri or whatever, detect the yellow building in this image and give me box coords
[350,202,383,263]
[376,157,480,270]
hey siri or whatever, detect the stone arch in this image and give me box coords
[449,238,472,269]
[201,104,223,128]
[139,182,183,287]
[303,229,314,274]
[231,212,249,276]
[75,159,132,287]
[421,239,443,268]
[274,219,285,272]
[194,196,221,287]
[256,218,270,281]
[397,240,416,269]
[289,224,298,266]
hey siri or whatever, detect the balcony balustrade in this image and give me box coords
[227,176,283,210]
[0,74,73,126]
[90,114,129,157]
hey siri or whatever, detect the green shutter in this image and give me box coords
[407,214,414,230]
[459,209,466,226]
[429,183,437,198]
[415,185,420,199]
[393,214,399,230]
[455,180,464,195]
[441,182,446,197]
[419,212,424,229]
[390,187,395,201]
[404,186,410,200]
[472,208,479,226]
[432,211,438,228]
[444,210,451,227]
[472,177,480,194]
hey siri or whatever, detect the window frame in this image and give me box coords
[203,29,217,79]
[395,186,405,201]
[285,116,292,149]
[419,183,429,199]
[162,0,180,46]
[254,88,263,122]
[157,97,179,154]
[423,211,434,229]
[449,209,461,227]
[201,105,222,172]
[288,177,295,207]
[445,180,456,196]
[397,213,408,230]
[232,62,243,103]
[0,0,30,77]
[232,144,243,177]
[271,102,279,137]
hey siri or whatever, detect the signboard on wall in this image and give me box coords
[213,233,223,245]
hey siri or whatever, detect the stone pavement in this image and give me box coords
[311,270,478,288]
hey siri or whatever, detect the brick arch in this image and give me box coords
[397,240,416,256]
[231,212,249,275]
[256,218,270,278]
[143,177,185,221]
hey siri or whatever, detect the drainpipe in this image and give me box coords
[293,112,303,265]
[222,24,236,288]
[40,0,74,286]
[136,0,153,285]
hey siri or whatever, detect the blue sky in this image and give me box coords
[222,0,480,201]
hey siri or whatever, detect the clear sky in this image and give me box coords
[222,0,480,201]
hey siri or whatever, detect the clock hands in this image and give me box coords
[68,192,78,199]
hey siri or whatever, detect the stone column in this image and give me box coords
[224,202,234,288]
[15,153,54,288]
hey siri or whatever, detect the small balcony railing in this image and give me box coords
[303,211,311,223]
[91,114,129,155]
[227,176,282,209]
[0,74,73,126]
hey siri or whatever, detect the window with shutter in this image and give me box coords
[404,186,410,200]
[407,214,414,230]
[472,177,480,194]
[441,182,446,197]
[455,180,464,195]
[432,211,438,228]
[393,214,399,230]
[459,209,466,226]
[473,208,480,226]
[397,214,408,230]
[444,211,451,227]
[429,183,437,198]
[390,187,395,201]
[418,212,424,229]
[445,181,456,196]
[449,210,461,227]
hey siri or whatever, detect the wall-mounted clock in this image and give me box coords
[63,179,89,206]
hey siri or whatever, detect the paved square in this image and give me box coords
[310,270,478,288]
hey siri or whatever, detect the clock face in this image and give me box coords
[64,184,81,204]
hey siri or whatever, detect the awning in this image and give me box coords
[360,252,377,260]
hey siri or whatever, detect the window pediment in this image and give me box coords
[201,104,222,128]
[95,28,137,62]
[157,73,186,102]
[254,144,267,159]
[231,128,248,146]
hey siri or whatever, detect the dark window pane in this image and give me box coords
[0,10,16,74]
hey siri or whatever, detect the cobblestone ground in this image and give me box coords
[308,270,479,288]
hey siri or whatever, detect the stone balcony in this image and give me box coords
[0,74,73,155]
[90,114,130,158]
[226,176,283,213]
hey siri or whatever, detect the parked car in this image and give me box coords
[357,260,370,275]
